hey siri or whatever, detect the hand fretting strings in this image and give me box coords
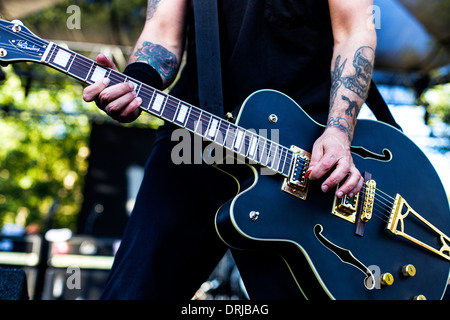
[3,22,399,225]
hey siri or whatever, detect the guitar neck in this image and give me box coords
[40,42,293,177]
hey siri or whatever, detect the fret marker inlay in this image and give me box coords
[91,66,107,83]
[152,93,165,112]
[176,104,189,123]
[53,49,71,68]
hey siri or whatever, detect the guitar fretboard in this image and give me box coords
[41,42,294,177]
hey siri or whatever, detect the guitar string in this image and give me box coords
[0,25,294,175]
[64,49,295,172]
[3,25,402,224]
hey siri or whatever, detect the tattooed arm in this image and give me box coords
[83,0,189,122]
[129,0,189,87]
[307,0,377,198]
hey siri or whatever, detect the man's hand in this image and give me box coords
[307,127,363,198]
[82,54,142,123]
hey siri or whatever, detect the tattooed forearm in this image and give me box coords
[134,41,178,84]
[329,55,346,110]
[330,46,375,106]
[328,46,375,141]
[147,0,162,20]
[327,117,352,141]
[341,95,359,119]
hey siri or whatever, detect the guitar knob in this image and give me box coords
[401,264,416,277]
[380,273,394,286]
[413,295,426,300]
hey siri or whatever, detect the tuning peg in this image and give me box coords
[11,19,23,26]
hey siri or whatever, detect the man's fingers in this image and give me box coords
[83,78,110,103]
[334,167,363,198]
[96,54,118,70]
[98,82,135,107]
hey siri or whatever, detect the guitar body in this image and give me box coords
[1,19,448,300]
[215,90,450,300]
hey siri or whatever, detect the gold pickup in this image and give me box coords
[281,145,311,200]
[331,179,376,224]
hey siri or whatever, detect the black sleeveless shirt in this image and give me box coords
[170,0,334,124]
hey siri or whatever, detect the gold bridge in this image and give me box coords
[387,194,450,261]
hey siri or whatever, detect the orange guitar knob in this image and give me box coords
[401,264,416,277]
[380,273,394,286]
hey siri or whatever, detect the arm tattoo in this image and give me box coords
[134,41,178,83]
[328,46,374,141]
[147,0,162,20]
[330,46,375,108]
[341,95,359,119]
[327,117,352,141]
[329,55,346,110]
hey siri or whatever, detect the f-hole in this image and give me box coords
[351,146,392,162]
[314,224,375,290]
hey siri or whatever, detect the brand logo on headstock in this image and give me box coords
[9,39,42,56]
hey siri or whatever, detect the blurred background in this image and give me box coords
[0,0,448,300]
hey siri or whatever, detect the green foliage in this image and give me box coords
[0,65,92,231]
[424,83,450,124]
[0,62,160,233]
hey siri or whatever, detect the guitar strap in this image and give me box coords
[193,0,401,131]
[366,81,403,131]
[193,0,225,117]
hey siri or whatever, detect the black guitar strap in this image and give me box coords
[193,0,225,117]
[366,80,402,131]
[192,0,401,131]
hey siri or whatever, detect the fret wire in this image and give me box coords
[226,125,237,150]
[257,137,267,164]
[273,145,282,172]
[205,115,214,139]
[213,119,226,145]
[193,110,203,134]
[173,101,182,124]
[183,105,193,128]
[43,44,296,177]
[199,112,211,137]
[268,142,276,168]
[278,148,286,174]
[159,96,170,121]
[269,143,279,170]
[262,140,272,166]
[85,63,95,82]
[219,121,231,147]
[66,54,76,72]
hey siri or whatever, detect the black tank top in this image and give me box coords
[170,0,334,124]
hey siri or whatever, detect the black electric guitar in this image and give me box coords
[1,19,450,300]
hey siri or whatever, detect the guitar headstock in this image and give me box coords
[0,19,49,64]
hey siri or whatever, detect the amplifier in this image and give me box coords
[47,235,120,270]
[0,234,42,298]
[43,235,120,300]
[0,234,41,267]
